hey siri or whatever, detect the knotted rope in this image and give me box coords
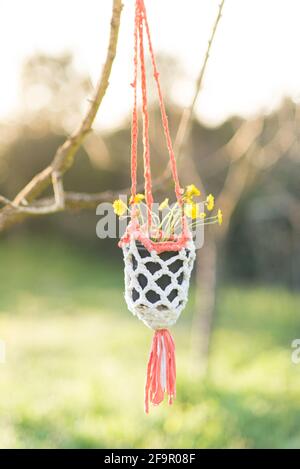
[130,0,184,229]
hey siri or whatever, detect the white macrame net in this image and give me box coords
[122,240,196,329]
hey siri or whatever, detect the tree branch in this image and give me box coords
[0,0,123,231]
[0,0,224,232]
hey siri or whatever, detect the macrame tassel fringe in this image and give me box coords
[145,329,176,413]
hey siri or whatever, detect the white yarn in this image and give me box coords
[122,240,196,330]
[160,335,167,390]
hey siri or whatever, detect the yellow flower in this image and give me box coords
[113,199,127,216]
[159,198,169,210]
[199,212,206,219]
[129,193,145,204]
[184,202,199,219]
[217,209,223,226]
[185,184,201,199]
[206,194,214,211]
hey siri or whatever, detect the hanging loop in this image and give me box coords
[130,0,187,237]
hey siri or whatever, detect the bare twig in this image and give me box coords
[24,190,119,211]
[0,0,225,233]
[19,0,122,204]
[0,0,123,231]
[216,117,296,236]
[0,171,65,215]
[152,0,226,191]
[174,0,225,158]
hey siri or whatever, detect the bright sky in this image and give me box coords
[1,0,300,129]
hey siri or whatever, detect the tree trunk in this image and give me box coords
[191,233,217,376]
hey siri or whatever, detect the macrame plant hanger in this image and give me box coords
[119,0,196,413]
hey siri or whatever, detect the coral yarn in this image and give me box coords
[121,0,195,413]
[145,329,176,414]
[124,0,189,252]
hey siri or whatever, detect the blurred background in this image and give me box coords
[0,0,300,449]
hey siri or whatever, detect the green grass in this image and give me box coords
[0,235,300,448]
